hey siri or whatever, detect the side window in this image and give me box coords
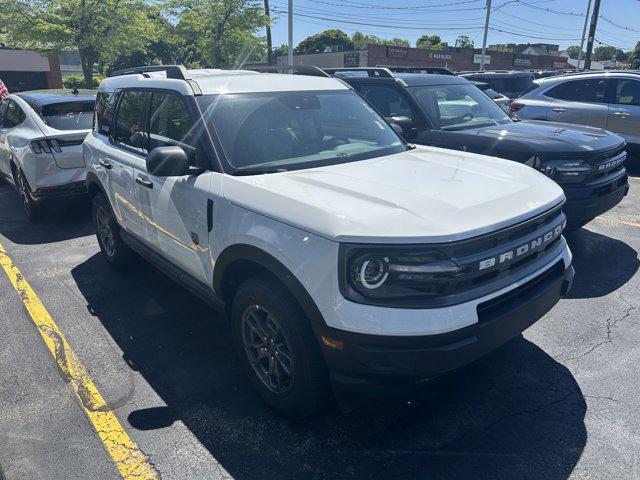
[94,91,117,134]
[4,100,26,128]
[359,85,415,118]
[545,79,607,103]
[613,79,640,106]
[148,92,197,154]
[112,90,149,154]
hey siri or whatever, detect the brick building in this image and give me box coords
[277,44,571,72]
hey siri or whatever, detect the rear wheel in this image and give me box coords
[93,193,135,269]
[232,274,331,419]
[14,169,41,222]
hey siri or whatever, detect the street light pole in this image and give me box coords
[264,0,273,65]
[288,0,294,69]
[584,0,602,70]
[480,0,492,71]
[577,0,593,70]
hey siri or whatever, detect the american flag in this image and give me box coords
[0,79,8,99]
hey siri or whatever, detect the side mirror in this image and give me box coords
[387,115,416,137]
[146,146,189,177]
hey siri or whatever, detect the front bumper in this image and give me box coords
[562,168,629,228]
[319,260,574,397]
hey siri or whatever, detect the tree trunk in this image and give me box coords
[79,48,95,88]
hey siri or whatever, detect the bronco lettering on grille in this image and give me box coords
[478,219,566,271]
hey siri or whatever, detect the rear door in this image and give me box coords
[606,77,640,145]
[543,78,610,129]
[134,90,212,282]
[108,89,151,240]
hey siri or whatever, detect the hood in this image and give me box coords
[468,120,625,156]
[222,146,565,244]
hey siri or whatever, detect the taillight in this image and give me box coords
[30,139,62,154]
[509,102,525,112]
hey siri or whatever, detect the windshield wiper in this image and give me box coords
[232,167,289,176]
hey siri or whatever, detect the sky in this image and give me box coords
[267,0,640,53]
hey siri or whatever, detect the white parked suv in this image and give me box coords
[0,90,96,220]
[84,66,574,418]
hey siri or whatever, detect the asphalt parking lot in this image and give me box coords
[1,166,640,480]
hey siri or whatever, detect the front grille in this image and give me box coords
[421,204,567,306]
[584,145,627,165]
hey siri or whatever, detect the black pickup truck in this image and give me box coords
[330,68,629,229]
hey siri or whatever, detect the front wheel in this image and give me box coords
[92,193,135,269]
[232,274,331,419]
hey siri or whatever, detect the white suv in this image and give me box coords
[84,66,574,418]
[0,90,96,220]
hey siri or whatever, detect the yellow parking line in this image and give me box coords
[0,241,158,480]
[596,216,640,228]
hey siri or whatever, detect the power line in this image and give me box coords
[515,0,585,17]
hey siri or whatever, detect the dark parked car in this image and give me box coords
[458,70,535,99]
[330,68,629,229]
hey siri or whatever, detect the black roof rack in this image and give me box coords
[244,65,331,77]
[377,65,455,76]
[109,65,202,95]
[323,67,395,78]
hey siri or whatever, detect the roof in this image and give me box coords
[395,73,471,87]
[460,71,534,78]
[535,70,640,85]
[16,89,96,107]
[101,69,349,95]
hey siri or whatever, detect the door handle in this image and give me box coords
[613,111,631,118]
[135,176,153,189]
[552,107,567,113]
[98,158,112,170]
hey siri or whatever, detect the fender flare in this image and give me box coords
[213,243,326,328]
[85,171,107,198]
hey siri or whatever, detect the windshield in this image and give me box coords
[40,101,94,130]
[410,84,511,131]
[197,90,405,173]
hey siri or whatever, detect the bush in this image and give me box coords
[62,75,102,89]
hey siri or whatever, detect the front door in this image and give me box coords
[607,77,640,145]
[133,91,212,283]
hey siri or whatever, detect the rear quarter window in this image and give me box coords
[95,91,120,136]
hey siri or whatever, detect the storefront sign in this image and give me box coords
[343,52,360,67]
[514,57,532,67]
[387,46,408,58]
[428,52,452,60]
[473,54,491,64]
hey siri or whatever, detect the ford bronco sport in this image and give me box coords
[84,65,574,418]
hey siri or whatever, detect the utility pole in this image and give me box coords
[288,0,294,69]
[583,0,602,70]
[479,0,492,71]
[577,0,592,70]
[264,0,273,65]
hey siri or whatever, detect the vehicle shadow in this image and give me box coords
[72,253,586,480]
[0,182,93,245]
[564,228,639,299]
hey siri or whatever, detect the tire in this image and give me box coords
[92,192,135,269]
[231,274,332,419]
[13,168,41,222]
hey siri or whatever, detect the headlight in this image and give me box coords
[340,245,460,304]
[541,159,591,182]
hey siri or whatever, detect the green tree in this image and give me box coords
[0,0,158,87]
[455,35,474,48]
[628,42,640,69]
[488,44,513,52]
[565,45,583,59]
[295,29,354,54]
[593,45,625,62]
[351,32,410,49]
[416,34,447,50]
[168,0,267,68]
